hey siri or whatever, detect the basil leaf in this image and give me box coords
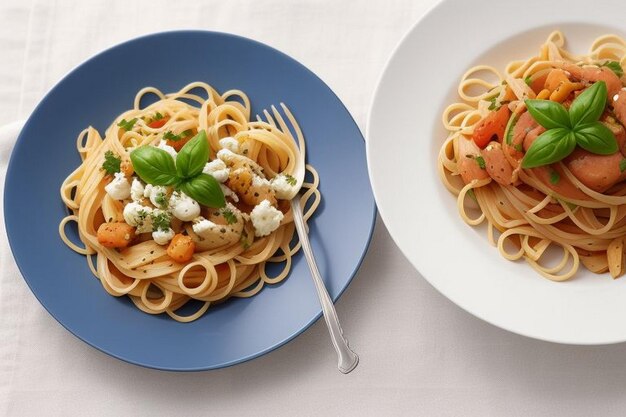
[574,122,618,155]
[130,146,178,186]
[178,174,225,208]
[521,128,576,168]
[176,130,209,179]
[569,81,607,127]
[525,99,570,129]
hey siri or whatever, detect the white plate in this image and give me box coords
[367,0,626,344]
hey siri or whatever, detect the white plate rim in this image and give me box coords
[367,0,626,345]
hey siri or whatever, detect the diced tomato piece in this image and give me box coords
[148,117,169,129]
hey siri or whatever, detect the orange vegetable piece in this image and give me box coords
[167,234,196,263]
[97,222,135,248]
[472,106,511,149]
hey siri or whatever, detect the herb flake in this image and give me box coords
[101,151,121,175]
[154,192,168,209]
[164,130,192,142]
[221,208,237,224]
[151,211,171,232]
[117,118,137,131]
[488,97,499,111]
[549,169,560,185]
[284,174,297,186]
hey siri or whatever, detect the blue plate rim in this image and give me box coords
[3,29,377,371]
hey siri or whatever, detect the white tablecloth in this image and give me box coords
[3,1,626,416]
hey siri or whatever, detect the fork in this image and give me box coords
[260,104,359,374]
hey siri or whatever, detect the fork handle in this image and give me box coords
[291,196,359,374]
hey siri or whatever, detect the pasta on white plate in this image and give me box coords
[439,31,626,281]
[60,82,320,322]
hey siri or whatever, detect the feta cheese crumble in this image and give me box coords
[250,199,284,237]
[270,174,297,199]
[143,184,169,208]
[130,178,145,202]
[104,172,131,200]
[219,137,240,153]
[202,159,230,183]
[192,217,219,238]
[216,148,264,175]
[123,202,153,233]
[169,191,200,221]
[252,175,271,188]
[152,228,175,245]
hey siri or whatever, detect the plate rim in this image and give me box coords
[4,29,377,371]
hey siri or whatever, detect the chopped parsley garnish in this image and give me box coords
[474,156,486,169]
[101,151,121,175]
[221,208,237,224]
[117,118,137,131]
[524,75,533,86]
[601,61,624,78]
[620,159,626,173]
[163,129,192,142]
[154,192,168,209]
[153,112,164,121]
[488,97,499,111]
[151,211,171,232]
[549,169,560,185]
[284,174,297,186]
[137,210,149,221]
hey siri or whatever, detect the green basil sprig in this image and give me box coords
[522,81,618,168]
[130,130,225,208]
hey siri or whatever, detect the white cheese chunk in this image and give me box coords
[104,172,131,200]
[169,191,200,221]
[219,137,240,153]
[270,174,297,199]
[143,184,169,209]
[252,175,270,188]
[123,202,153,233]
[192,217,219,238]
[130,178,145,202]
[202,159,230,183]
[152,228,175,245]
[250,199,284,237]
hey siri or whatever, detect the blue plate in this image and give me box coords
[4,31,375,371]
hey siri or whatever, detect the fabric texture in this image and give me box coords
[3,1,626,416]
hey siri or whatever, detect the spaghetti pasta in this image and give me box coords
[60,82,320,322]
[438,31,626,281]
